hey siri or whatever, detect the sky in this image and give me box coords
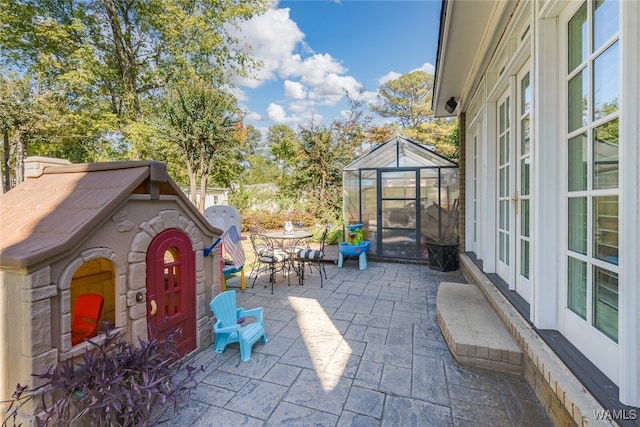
[230,0,443,136]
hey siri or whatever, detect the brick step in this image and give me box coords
[436,282,523,375]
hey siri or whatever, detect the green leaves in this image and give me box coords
[370,70,458,161]
[0,0,268,190]
[371,70,435,128]
[160,78,245,209]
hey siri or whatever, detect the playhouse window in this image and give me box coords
[163,248,182,316]
[70,258,115,344]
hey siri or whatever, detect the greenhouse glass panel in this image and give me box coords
[342,136,458,262]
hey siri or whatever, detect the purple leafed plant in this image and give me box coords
[2,324,203,427]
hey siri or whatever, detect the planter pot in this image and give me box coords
[425,242,459,272]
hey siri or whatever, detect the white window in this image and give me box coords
[566,0,619,342]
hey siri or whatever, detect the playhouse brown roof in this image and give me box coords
[0,161,217,269]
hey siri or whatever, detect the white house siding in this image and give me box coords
[456,0,639,407]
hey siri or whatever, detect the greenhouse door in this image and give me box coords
[378,169,420,259]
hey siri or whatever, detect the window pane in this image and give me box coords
[593,118,619,189]
[593,41,619,120]
[499,231,509,264]
[164,249,176,263]
[568,257,587,319]
[568,133,587,191]
[593,0,619,51]
[568,197,587,255]
[499,167,509,197]
[521,199,530,237]
[593,266,618,342]
[521,72,531,115]
[499,199,507,229]
[521,240,530,279]
[568,69,588,132]
[521,116,530,156]
[594,195,618,265]
[568,3,588,72]
[499,135,507,165]
[499,98,510,132]
[521,158,530,196]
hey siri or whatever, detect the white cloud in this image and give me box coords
[356,90,379,105]
[266,103,288,123]
[283,80,306,99]
[243,110,262,122]
[231,8,305,89]
[378,71,401,85]
[228,85,248,102]
[233,6,366,126]
[292,54,346,85]
[266,102,307,125]
[416,62,435,74]
[308,73,361,105]
[288,99,314,114]
[377,62,436,87]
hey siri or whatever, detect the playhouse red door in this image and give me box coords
[146,229,196,356]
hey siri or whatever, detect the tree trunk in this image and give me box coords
[199,172,208,214]
[103,0,140,119]
[2,129,10,192]
[14,135,25,185]
[186,161,198,207]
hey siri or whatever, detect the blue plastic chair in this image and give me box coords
[209,290,267,361]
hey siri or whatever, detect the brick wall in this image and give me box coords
[459,254,610,427]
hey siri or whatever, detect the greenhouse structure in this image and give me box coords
[343,135,459,261]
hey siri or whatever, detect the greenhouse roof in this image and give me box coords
[344,135,457,171]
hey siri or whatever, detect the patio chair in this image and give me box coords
[249,231,289,294]
[209,290,267,361]
[293,225,329,288]
[71,293,104,345]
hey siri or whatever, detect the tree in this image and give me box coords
[370,70,458,160]
[371,70,434,128]
[0,70,122,189]
[294,123,356,221]
[161,79,244,211]
[332,90,396,155]
[409,118,459,162]
[0,73,63,189]
[0,0,268,123]
[245,125,263,157]
[268,124,298,173]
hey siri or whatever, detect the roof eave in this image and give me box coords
[433,0,516,118]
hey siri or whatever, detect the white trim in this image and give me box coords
[618,0,640,407]
[515,63,533,304]
[464,126,480,255]
[558,0,623,388]
[532,15,560,329]
[483,98,498,273]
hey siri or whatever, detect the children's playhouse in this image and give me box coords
[0,157,223,420]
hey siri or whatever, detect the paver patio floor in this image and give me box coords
[172,260,552,426]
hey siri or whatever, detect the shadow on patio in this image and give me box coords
[173,260,552,426]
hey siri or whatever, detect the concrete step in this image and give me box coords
[436,282,523,375]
